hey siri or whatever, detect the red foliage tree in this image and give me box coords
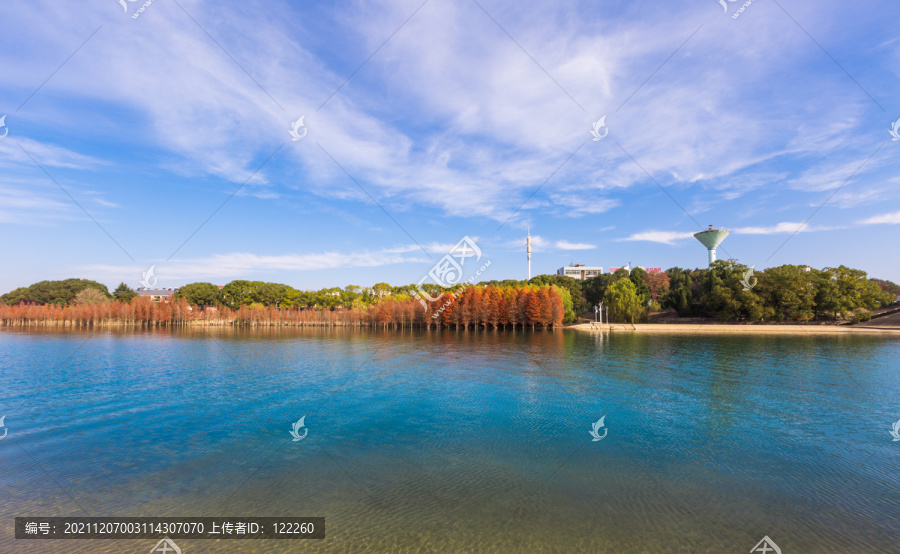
[642,271,671,304]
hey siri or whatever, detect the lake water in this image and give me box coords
[1,327,899,553]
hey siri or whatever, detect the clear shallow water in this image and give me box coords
[1,327,899,553]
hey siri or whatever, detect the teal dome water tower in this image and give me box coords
[693,225,730,266]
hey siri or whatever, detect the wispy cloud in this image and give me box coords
[6,0,888,223]
[620,231,695,245]
[734,222,842,235]
[858,211,900,225]
[503,235,594,251]
[2,0,898,288]
[0,184,74,224]
[555,240,596,250]
[79,244,432,285]
[0,138,106,171]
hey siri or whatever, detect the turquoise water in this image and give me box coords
[1,328,899,553]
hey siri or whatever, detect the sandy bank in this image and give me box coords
[568,323,900,335]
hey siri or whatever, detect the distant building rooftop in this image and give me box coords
[136,289,176,300]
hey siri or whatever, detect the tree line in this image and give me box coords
[576,262,896,323]
[0,281,568,329]
[1,262,895,326]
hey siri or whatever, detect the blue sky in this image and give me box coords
[1,0,898,293]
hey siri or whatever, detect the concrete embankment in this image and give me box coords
[568,322,900,335]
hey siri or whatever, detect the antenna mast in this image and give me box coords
[526,228,532,280]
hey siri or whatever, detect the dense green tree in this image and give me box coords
[554,275,584,314]
[280,287,303,308]
[527,275,553,286]
[373,282,392,298]
[252,282,300,307]
[583,273,622,309]
[222,280,257,309]
[174,282,221,308]
[662,267,698,316]
[628,268,652,308]
[829,265,891,311]
[604,279,643,323]
[700,260,766,321]
[675,285,692,316]
[113,282,138,303]
[809,269,840,320]
[1,279,109,305]
[755,265,815,321]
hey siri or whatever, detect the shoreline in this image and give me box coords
[2,320,898,335]
[567,322,900,335]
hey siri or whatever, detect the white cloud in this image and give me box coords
[79,244,431,285]
[734,222,841,235]
[0,184,73,224]
[620,231,695,245]
[0,137,106,171]
[555,240,595,250]
[1,0,896,241]
[502,235,595,251]
[858,211,900,225]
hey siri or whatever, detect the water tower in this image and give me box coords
[693,225,730,266]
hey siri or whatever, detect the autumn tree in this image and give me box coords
[525,288,542,329]
[642,271,670,306]
[538,288,553,328]
[506,290,520,328]
[549,287,565,326]
[74,287,111,305]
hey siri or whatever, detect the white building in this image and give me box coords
[557,264,604,280]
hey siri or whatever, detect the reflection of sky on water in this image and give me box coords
[1,328,898,552]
